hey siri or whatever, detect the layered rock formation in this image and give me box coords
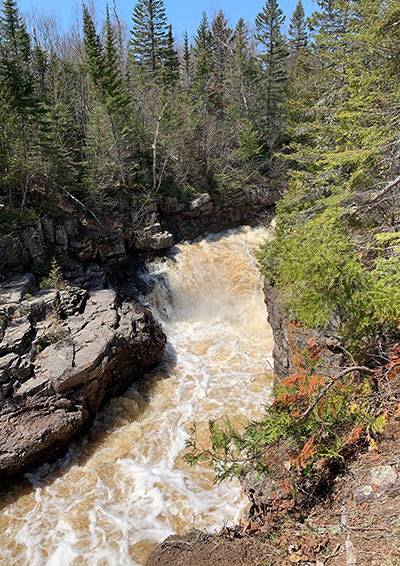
[0,187,279,276]
[159,187,278,241]
[0,275,166,480]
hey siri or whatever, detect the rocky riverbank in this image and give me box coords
[0,186,278,481]
[0,275,166,480]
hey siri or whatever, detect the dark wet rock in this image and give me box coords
[160,187,279,242]
[55,223,69,249]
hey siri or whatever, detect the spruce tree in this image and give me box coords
[162,25,179,88]
[83,4,127,186]
[229,17,256,114]
[182,30,191,89]
[289,0,308,54]
[82,5,104,91]
[255,0,288,127]
[211,10,233,97]
[0,0,34,112]
[104,5,128,111]
[129,0,168,77]
[32,39,47,101]
[193,12,213,97]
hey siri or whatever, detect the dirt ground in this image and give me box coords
[146,419,400,566]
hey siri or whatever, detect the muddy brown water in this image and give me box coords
[0,226,274,566]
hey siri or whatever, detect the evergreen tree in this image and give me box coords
[211,10,233,97]
[182,30,191,89]
[0,0,34,112]
[31,35,48,102]
[193,11,213,103]
[82,4,104,91]
[162,25,179,88]
[104,5,128,111]
[83,4,127,186]
[255,0,288,127]
[289,0,308,54]
[229,17,256,114]
[129,0,168,77]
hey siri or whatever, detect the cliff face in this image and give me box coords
[158,187,278,242]
[0,187,279,277]
[263,284,344,378]
[0,277,166,480]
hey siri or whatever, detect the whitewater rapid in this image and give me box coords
[0,225,274,566]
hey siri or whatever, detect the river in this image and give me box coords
[0,225,274,566]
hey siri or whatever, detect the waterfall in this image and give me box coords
[0,226,274,566]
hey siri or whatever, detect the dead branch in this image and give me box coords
[300,366,375,419]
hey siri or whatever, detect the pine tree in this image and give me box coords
[289,0,308,54]
[129,0,168,78]
[193,12,213,97]
[182,30,192,89]
[162,25,179,88]
[255,0,288,128]
[0,0,34,112]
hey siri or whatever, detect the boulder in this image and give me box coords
[0,286,166,480]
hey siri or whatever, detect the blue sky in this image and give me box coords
[18,0,316,41]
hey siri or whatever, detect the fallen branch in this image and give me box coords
[369,174,400,203]
[349,175,400,218]
[42,173,101,224]
[300,366,375,419]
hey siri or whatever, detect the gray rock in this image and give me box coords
[188,193,213,214]
[137,227,174,251]
[22,225,45,264]
[63,218,79,238]
[0,318,33,356]
[0,382,12,401]
[263,285,343,378]
[353,465,397,502]
[41,217,55,243]
[0,234,28,270]
[55,224,69,249]
[0,353,20,384]
[0,273,35,307]
[370,465,397,492]
[0,285,166,480]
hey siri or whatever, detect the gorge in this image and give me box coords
[0,225,274,566]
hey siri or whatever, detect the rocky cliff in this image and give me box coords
[0,187,279,278]
[263,284,344,378]
[0,275,166,480]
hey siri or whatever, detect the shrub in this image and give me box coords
[40,259,68,291]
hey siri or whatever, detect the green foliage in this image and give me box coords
[129,0,168,77]
[255,0,288,127]
[289,0,308,53]
[40,259,67,291]
[185,366,384,483]
[234,120,263,163]
[259,0,400,348]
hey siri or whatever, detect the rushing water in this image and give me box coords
[0,226,274,566]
